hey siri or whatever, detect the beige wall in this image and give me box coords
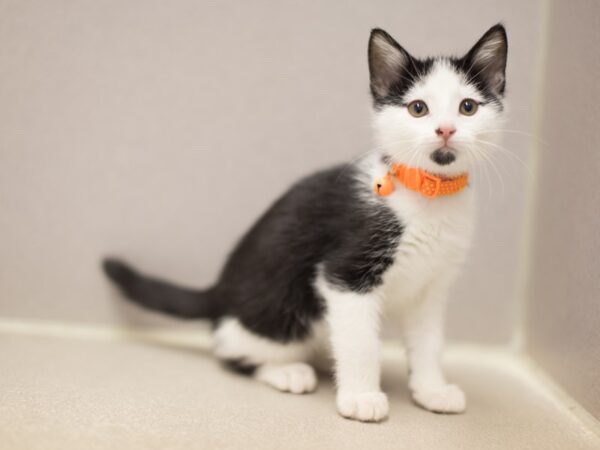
[0,0,542,343]
[525,0,600,418]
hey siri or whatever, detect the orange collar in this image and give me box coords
[374,164,469,198]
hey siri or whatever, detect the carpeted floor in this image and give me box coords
[1,329,598,450]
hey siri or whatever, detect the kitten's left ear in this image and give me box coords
[463,24,508,97]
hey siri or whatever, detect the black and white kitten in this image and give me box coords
[104,24,508,422]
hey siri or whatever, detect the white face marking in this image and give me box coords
[372,60,505,176]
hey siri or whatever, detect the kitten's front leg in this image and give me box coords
[402,282,466,414]
[320,279,388,422]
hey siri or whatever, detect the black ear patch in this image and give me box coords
[368,29,410,99]
[368,29,433,106]
[461,24,508,98]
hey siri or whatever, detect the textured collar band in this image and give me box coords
[374,164,469,199]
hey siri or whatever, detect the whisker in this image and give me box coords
[475,146,505,200]
[470,147,493,202]
[471,138,533,177]
[484,129,547,146]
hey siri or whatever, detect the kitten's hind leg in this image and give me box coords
[213,317,319,394]
[255,362,317,394]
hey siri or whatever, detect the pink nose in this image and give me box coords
[435,126,456,141]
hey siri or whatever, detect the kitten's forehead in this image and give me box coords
[408,60,479,102]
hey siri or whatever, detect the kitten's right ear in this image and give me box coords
[368,29,411,100]
[463,24,508,97]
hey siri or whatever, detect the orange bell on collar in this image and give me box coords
[373,174,395,196]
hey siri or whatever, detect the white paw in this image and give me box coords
[255,363,317,394]
[337,392,389,422]
[412,384,466,414]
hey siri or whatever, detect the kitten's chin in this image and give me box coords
[423,147,473,177]
[430,148,456,166]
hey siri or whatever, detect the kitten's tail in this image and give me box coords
[102,258,220,319]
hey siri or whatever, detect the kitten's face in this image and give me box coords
[369,25,508,176]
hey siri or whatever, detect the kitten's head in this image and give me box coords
[369,24,508,176]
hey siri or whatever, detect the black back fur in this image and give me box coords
[104,166,403,342]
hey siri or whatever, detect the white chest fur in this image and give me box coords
[384,188,475,301]
[362,154,476,304]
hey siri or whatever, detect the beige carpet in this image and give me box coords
[1,329,598,450]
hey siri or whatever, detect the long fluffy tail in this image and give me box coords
[102,258,219,319]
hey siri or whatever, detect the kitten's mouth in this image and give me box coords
[431,148,456,166]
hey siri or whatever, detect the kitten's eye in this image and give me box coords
[407,100,429,118]
[459,98,479,116]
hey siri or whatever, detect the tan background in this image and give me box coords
[0,0,542,343]
[525,0,600,418]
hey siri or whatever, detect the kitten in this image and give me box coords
[103,24,508,422]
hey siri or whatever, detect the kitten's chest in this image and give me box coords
[381,190,475,299]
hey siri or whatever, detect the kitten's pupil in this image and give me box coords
[463,101,472,112]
